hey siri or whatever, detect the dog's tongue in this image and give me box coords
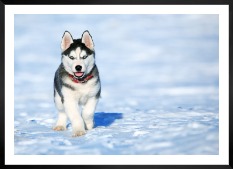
[75,72,84,77]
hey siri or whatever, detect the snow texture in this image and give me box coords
[14,14,219,155]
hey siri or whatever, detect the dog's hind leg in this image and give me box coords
[82,97,98,130]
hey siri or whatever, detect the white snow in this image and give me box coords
[14,14,219,155]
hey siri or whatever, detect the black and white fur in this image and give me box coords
[53,30,101,137]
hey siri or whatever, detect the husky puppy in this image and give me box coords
[53,30,101,137]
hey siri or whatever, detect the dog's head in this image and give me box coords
[61,30,95,79]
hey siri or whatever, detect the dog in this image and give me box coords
[53,30,101,137]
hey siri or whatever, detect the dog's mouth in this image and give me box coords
[74,72,85,78]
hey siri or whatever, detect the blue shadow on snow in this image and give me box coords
[94,112,123,128]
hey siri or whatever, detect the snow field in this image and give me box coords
[14,14,219,155]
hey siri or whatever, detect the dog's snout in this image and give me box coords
[75,65,82,72]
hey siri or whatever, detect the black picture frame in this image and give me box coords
[0,0,232,168]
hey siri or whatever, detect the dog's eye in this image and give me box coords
[69,56,75,60]
[82,55,88,59]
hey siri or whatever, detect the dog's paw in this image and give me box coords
[85,123,94,130]
[72,131,86,137]
[53,125,66,131]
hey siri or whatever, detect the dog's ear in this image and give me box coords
[61,31,73,52]
[81,30,94,50]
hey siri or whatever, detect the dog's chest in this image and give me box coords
[63,77,99,105]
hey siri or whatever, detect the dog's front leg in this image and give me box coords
[82,97,98,130]
[53,112,67,131]
[63,98,86,137]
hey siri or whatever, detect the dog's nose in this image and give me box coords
[75,65,82,72]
